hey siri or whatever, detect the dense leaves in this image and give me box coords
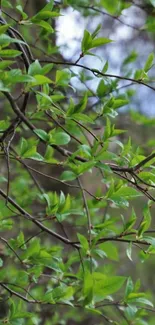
[0,0,155,324]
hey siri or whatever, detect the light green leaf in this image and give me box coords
[72,113,94,123]
[83,271,93,305]
[16,5,28,19]
[97,79,107,97]
[93,272,126,299]
[28,152,44,161]
[34,20,54,32]
[28,60,42,76]
[112,186,142,199]
[55,69,71,87]
[49,132,70,145]
[144,53,154,72]
[0,60,14,69]
[112,99,129,109]
[98,242,119,261]
[0,119,10,131]
[19,138,28,156]
[0,49,22,57]
[34,129,48,141]
[32,11,60,20]
[77,161,96,175]
[125,277,134,299]
[0,24,10,35]
[30,74,52,86]
[81,30,92,53]
[77,233,89,252]
[60,171,77,181]
[126,242,132,261]
[0,258,3,267]
[124,208,136,231]
[91,37,112,48]
[100,0,121,14]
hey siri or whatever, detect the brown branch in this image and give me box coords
[45,111,83,145]
[0,237,23,265]
[79,5,141,30]
[37,59,155,92]
[77,177,92,247]
[0,283,39,303]
[133,153,155,171]
[0,187,79,249]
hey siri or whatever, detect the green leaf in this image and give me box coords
[0,119,10,131]
[55,69,71,87]
[21,238,40,260]
[49,132,70,145]
[11,311,33,320]
[138,203,152,237]
[60,171,77,181]
[0,60,14,69]
[44,146,55,162]
[85,307,102,316]
[81,29,112,53]
[134,69,147,80]
[83,271,94,305]
[91,24,102,39]
[0,34,26,46]
[91,37,112,48]
[30,74,52,86]
[28,60,42,76]
[123,51,138,65]
[34,20,54,32]
[58,193,71,214]
[0,258,3,267]
[7,72,35,84]
[41,63,53,75]
[28,152,44,161]
[76,161,96,175]
[40,0,54,11]
[19,138,28,156]
[77,233,89,252]
[59,190,65,206]
[16,5,28,20]
[126,242,132,261]
[98,242,119,261]
[0,24,10,35]
[93,272,126,299]
[97,79,107,97]
[112,99,129,109]
[127,293,154,307]
[73,93,88,114]
[21,147,36,158]
[0,49,22,57]
[111,186,142,199]
[95,150,117,161]
[16,231,25,248]
[100,0,121,14]
[102,60,108,73]
[72,113,94,123]
[32,11,60,20]
[0,218,13,230]
[124,208,136,231]
[81,30,92,53]
[144,52,154,72]
[133,297,153,307]
[34,129,48,141]
[142,236,155,247]
[125,277,134,299]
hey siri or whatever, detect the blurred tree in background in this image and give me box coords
[0,0,155,324]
